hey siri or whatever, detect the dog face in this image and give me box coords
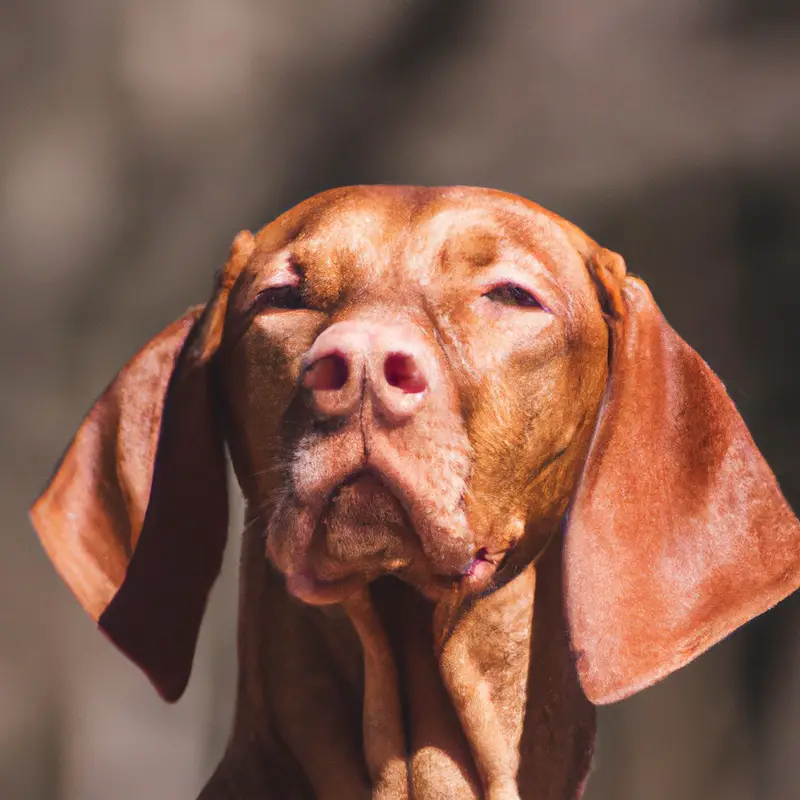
[30,185,800,706]
[220,186,609,604]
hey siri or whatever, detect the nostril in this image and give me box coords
[384,352,427,394]
[303,353,349,391]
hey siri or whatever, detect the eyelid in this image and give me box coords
[476,268,552,312]
[263,263,301,289]
[475,265,538,294]
[247,263,303,310]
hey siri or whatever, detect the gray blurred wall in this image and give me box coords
[1,1,798,798]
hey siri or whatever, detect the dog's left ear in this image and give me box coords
[29,231,254,702]
[564,248,800,705]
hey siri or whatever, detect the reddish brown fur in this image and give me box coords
[30,186,800,798]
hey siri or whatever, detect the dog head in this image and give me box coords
[30,186,800,704]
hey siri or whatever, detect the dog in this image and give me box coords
[30,186,800,799]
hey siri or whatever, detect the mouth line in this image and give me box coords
[332,466,382,492]
[473,546,506,567]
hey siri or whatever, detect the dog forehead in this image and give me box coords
[248,186,592,290]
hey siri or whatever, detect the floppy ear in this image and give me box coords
[564,248,800,705]
[30,231,255,702]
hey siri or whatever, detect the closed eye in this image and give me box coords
[483,283,545,310]
[255,285,307,311]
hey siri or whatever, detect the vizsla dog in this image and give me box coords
[31,186,800,799]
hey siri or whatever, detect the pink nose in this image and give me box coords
[302,321,432,421]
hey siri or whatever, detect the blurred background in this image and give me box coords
[1,0,798,798]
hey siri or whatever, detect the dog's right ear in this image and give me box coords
[29,231,254,702]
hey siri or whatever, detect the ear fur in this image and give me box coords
[565,250,800,704]
[30,231,254,701]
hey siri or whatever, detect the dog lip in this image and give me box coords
[285,568,364,605]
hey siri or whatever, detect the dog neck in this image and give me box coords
[211,523,594,800]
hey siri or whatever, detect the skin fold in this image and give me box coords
[29,186,800,798]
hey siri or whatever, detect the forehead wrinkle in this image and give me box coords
[265,186,412,261]
[440,226,502,275]
[243,187,419,307]
[495,207,593,291]
[400,207,500,287]
[404,204,568,295]
[298,204,414,307]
